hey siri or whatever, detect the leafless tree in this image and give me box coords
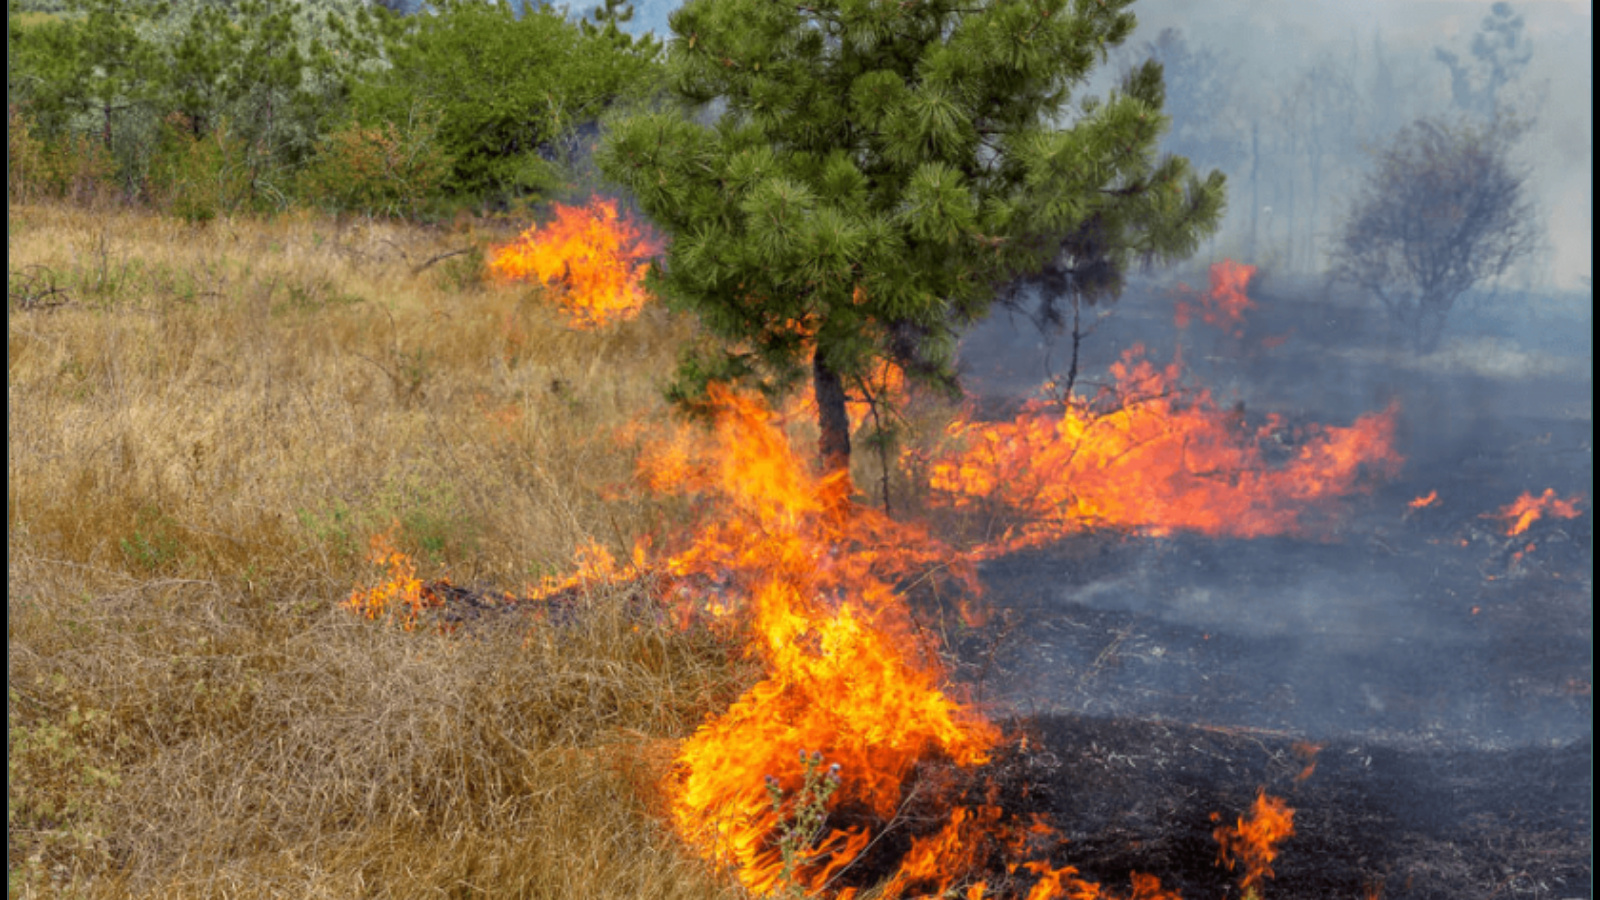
[1331,116,1539,353]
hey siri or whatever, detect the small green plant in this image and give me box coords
[296,108,452,219]
[72,230,141,306]
[118,505,188,573]
[374,476,477,567]
[296,499,360,562]
[8,684,121,893]
[271,275,363,316]
[435,243,485,294]
[764,749,844,900]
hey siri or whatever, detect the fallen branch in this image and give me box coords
[411,247,475,276]
[9,265,72,310]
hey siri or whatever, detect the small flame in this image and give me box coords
[1174,259,1256,336]
[1492,489,1583,537]
[1213,790,1295,893]
[1290,741,1322,784]
[1408,491,1438,509]
[343,529,445,631]
[488,197,662,327]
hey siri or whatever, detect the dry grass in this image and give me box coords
[8,201,751,898]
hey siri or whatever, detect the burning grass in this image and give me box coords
[15,206,1571,898]
[488,197,663,328]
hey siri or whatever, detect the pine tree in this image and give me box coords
[598,0,1224,476]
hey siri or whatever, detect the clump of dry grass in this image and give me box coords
[8,201,749,898]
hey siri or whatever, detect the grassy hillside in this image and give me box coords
[7,201,752,898]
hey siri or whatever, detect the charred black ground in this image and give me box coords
[940,272,1592,898]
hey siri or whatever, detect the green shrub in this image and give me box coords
[296,107,453,218]
[7,105,119,204]
[146,114,261,222]
[351,0,663,209]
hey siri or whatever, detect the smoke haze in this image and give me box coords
[610,0,1592,289]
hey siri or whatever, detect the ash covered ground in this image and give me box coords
[941,273,1591,899]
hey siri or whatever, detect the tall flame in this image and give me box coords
[1213,789,1295,893]
[642,384,999,893]
[488,197,662,327]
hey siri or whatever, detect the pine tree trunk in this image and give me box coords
[813,347,852,477]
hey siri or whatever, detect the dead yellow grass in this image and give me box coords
[8,201,749,898]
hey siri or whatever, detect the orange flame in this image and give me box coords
[488,197,662,327]
[640,384,999,893]
[1408,491,1438,509]
[790,357,910,433]
[1492,489,1583,537]
[1213,790,1295,893]
[1290,741,1322,784]
[924,345,1403,557]
[521,385,1200,897]
[1174,260,1256,336]
[343,529,445,632]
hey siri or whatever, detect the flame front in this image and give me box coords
[925,345,1402,557]
[488,197,662,327]
[1493,488,1584,537]
[924,261,1401,556]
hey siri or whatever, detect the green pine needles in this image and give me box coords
[598,0,1226,475]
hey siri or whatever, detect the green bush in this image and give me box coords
[296,106,453,218]
[7,105,120,204]
[350,0,663,209]
[145,114,262,221]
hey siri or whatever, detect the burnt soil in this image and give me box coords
[937,278,1592,899]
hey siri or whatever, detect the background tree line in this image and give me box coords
[1105,2,1553,352]
[1114,3,1545,282]
[7,0,664,219]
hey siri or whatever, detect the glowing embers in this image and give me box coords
[488,197,662,327]
[924,345,1403,557]
[1492,488,1584,537]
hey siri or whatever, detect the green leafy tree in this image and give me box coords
[7,0,160,151]
[598,0,1225,475]
[352,0,663,209]
[67,0,158,149]
[9,0,391,201]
